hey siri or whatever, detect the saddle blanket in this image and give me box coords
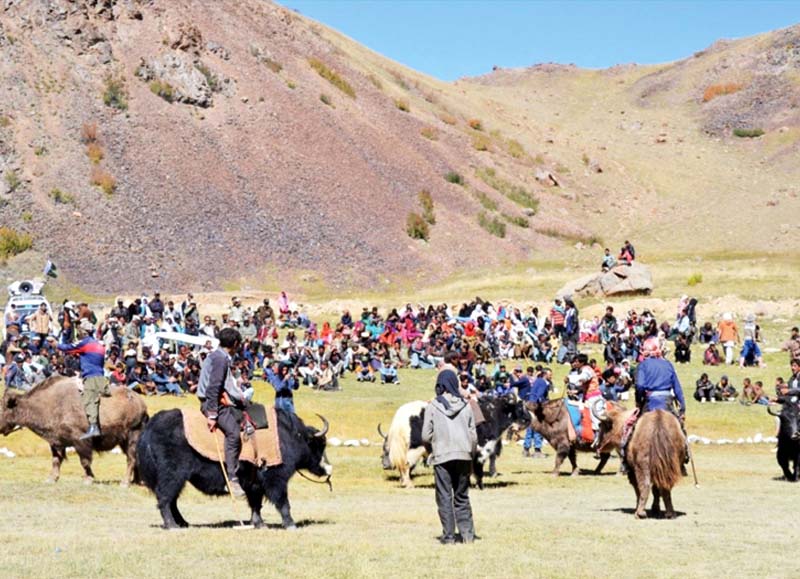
[565,401,597,444]
[181,407,282,467]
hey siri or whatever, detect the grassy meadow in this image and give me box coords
[0,344,796,579]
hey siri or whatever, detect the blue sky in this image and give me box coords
[280,1,800,80]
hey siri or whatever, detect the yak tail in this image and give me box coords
[649,411,683,490]
[135,420,158,491]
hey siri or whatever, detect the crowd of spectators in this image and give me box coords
[2,288,799,414]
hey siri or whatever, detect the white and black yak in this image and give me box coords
[378,400,430,488]
[136,408,332,529]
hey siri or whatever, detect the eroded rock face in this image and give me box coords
[137,52,212,107]
[557,263,653,298]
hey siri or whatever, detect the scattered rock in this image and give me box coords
[327,437,342,447]
[170,22,203,54]
[534,169,560,187]
[343,439,360,447]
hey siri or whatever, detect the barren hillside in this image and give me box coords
[0,1,797,293]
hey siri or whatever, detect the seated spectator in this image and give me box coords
[317,361,339,391]
[694,373,715,403]
[714,375,737,401]
[698,322,716,344]
[299,360,321,388]
[109,362,128,386]
[151,363,183,396]
[703,343,721,366]
[600,367,628,401]
[740,378,769,405]
[379,359,400,384]
[601,248,617,272]
[674,334,691,364]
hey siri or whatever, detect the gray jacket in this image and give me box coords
[422,393,477,465]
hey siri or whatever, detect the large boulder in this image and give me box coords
[557,263,653,298]
[136,53,212,107]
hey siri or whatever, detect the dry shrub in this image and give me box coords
[472,133,491,151]
[308,58,356,98]
[468,118,484,131]
[702,82,743,102]
[81,122,98,144]
[478,212,506,238]
[406,212,430,241]
[419,190,435,225]
[394,98,410,112]
[420,126,439,141]
[439,113,457,126]
[90,167,116,196]
[0,227,33,259]
[86,143,104,164]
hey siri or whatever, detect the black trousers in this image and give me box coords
[434,461,475,542]
[203,403,242,481]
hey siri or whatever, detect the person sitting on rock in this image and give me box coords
[618,244,634,266]
[601,248,617,272]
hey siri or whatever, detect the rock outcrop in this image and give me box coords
[557,263,653,298]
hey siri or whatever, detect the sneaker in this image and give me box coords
[228,478,246,498]
[531,450,545,459]
[700,399,705,404]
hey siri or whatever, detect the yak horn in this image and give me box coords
[315,414,330,438]
[766,406,781,417]
[377,423,387,439]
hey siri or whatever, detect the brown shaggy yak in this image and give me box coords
[0,376,148,485]
[525,399,616,477]
[624,409,685,519]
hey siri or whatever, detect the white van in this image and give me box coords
[3,280,53,340]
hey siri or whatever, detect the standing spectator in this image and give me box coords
[265,362,299,413]
[781,327,800,362]
[24,303,53,342]
[149,292,164,320]
[523,367,551,458]
[716,313,739,365]
[739,314,765,368]
[549,298,565,340]
[422,369,477,545]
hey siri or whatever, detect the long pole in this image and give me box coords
[213,432,246,528]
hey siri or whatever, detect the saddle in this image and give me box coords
[565,400,612,444]
[181,407,283,468]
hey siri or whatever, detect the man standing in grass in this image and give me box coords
[422,367,477,544]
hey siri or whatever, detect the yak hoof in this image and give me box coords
[44,477,57,484]
[570,470,580,477]
[664,511,676,520]
[119,480,130,489]
[634,511,648,520]
[82,477,94,486]
[285,524,298,531]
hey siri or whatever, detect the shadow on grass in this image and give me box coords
[152,518,334,530]
[601,507,687,519]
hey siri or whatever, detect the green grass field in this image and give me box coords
[0,345,796,578]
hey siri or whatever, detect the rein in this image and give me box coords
[297,469,333,492]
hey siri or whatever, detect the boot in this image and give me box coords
[522,448,530,458]
[79,423,102,440]
[228,478,246,499]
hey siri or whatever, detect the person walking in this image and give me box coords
[422,368,477,544]
[57,320,108,439]
[198,327,246,498]
[717,313,739,365]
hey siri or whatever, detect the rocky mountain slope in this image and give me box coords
[0,1,797,293]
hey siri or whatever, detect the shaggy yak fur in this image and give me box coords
[768,402,800,481]
[136,408,331,529]
[525,399,615,477]
[0,376,148,485]
[625,410,685,519]
[378,400,430,488]
[472,394,530,489]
